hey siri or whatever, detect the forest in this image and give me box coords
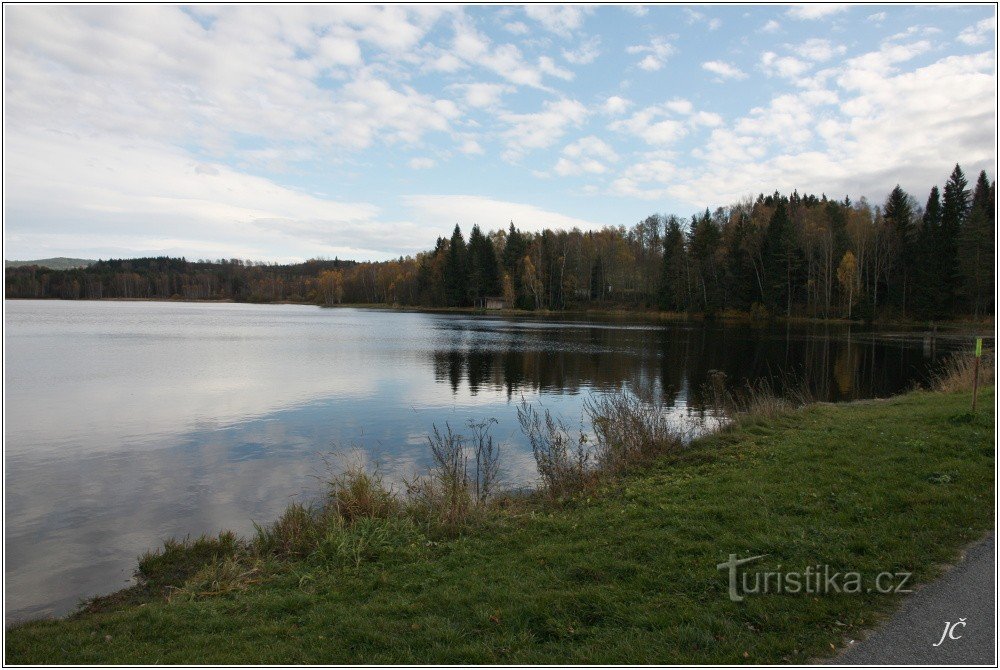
[5,164,994,322]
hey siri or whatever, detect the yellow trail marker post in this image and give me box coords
[972,337,982,412]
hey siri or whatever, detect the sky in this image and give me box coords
[3,4,997,262]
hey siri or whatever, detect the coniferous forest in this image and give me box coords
[6,165,994,321]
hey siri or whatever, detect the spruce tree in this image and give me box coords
[762,198,800,316]
[657,217,687,311]
[914,186,943,316]
[444,224,468,307]
[940,164,970,308]
[467,224,501,303]
[882,185,916,314]
[502,222,528,308]
[958,170,995,318]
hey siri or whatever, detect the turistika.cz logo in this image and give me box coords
[717,554,913,602]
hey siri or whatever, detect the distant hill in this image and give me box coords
[5,257,96,270]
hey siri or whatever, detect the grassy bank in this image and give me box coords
[6,384,994,664]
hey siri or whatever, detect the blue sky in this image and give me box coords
[4,4,996,262]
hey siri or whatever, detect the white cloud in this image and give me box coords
[457,139,485,155]
[786,5,848,20]
[503,21,529,35]
[958,17,996,46]
[4,5,461,157]
[624,6,649,18]
[611,106,687,145]
[638,55,662,71]
[793,38,847,62]
[610,98,723,146]
[702,60,748,81]
[554,136,619,176]
[668,50,995,209]
[602,96,632,115]
[409,157,435,169]
[562,36,601,64]
[523,6,592,37]
[867,12,887,24]
[499,99,589,160]
[664,98,694,115]
[691,111,724,127]
[735,94,816,146]
[610,159,679,199]
[760,51,812,79]
[538,55,574,80]
[684,9,722,31]
[4,128,424,261]
[761,19,781,33]
[453,82,511,108]
[627,36,676,71]
[450,16,568,89]
[837,40,932,89]
[403,195,605,233]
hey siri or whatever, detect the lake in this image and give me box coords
[3,299,969,622]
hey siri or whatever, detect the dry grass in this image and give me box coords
[324,461,400,524]
[517,387,686,500]
[404,419,503,532]
[516,398,594,500]
[706,370,815,427]
[932,351,994,392]
[584,389,684,475]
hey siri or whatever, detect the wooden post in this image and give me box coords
[972,337,982,412]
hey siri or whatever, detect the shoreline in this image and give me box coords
[6,385,995,662]
[5,296,993,333]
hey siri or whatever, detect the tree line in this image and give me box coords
[6,164,993,321]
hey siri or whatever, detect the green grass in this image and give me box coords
[6,388,994,664]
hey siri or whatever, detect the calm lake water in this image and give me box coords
[4,300,970,622]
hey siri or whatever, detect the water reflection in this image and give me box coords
[4,301,971,623]
[427,317,954,405]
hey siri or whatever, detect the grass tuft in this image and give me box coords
[932,350,994,392]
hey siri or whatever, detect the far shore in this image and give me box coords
[5,296,994,333]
